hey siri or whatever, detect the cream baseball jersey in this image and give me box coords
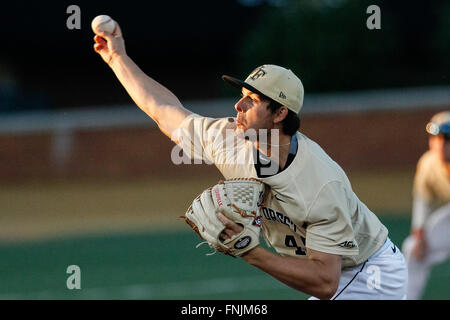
[172,114,388,268]
[411,150,450,229]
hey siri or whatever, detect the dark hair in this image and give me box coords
[263,96,301,136]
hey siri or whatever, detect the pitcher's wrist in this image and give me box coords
[108,52,127,68]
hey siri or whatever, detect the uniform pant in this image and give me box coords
[309,237,408,300]
[402,203,450,300]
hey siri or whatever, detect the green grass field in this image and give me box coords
[0,215,448,300]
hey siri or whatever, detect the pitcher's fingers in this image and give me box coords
[219,231,230,241]
[98,30,114,42]
[94,35,106,45]
[112,20,122,37]
[217,213,242,233]
[93,43,103,52]
[223,228,237,238]
[217,212,232,226]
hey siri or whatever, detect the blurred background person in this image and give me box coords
[402,111,450,300]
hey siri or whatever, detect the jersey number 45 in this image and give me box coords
[285,235,306,256]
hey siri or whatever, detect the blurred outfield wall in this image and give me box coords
[1,86,449,181]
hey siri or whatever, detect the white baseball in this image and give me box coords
[91,15,116,34]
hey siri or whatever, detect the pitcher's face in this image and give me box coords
[234,88,276,134]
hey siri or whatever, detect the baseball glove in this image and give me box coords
[182,178,268,257]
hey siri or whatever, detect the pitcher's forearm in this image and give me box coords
[242,246,339,299]
[109,55,190,135]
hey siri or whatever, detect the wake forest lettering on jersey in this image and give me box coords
[261,205,307,256]
[261,206,301,233]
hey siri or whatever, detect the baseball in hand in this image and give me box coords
[91,15,116,34]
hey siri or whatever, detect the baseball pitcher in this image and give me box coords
[93,19,408,300]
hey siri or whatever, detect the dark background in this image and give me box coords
[0,0,260,109]
[0,0,449,110]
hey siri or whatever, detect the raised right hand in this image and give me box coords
[93,20,126,66]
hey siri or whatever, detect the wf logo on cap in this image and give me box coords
[249,67,266,81]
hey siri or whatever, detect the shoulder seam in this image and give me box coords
[305,180,343,221]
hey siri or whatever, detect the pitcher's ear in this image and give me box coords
[273,106,289,124]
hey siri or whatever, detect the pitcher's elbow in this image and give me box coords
[315,279,339,300]
[323,284,338,300]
